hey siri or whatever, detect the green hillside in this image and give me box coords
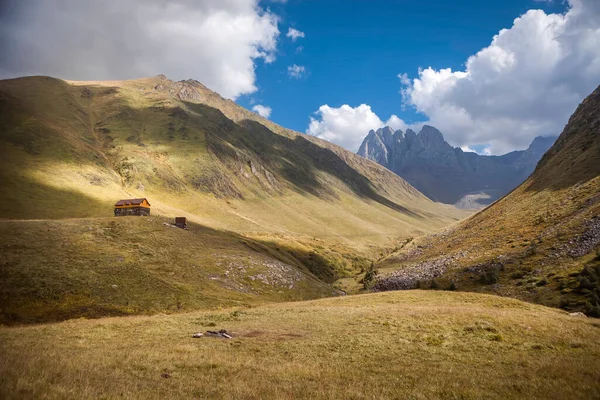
[372,86,600,316]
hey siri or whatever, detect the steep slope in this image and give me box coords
[371,85,600,316]
[0,75,471,322]
[0,75,466,244]
[357,125,556,206]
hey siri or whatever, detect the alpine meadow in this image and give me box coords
[1,1,600,399]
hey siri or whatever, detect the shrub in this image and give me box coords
[449,281,457,291]
[362,265,379,290]
[578,277,594,291]
[511,271,526,280]
[480,269,500,284]
[536,279,548,286]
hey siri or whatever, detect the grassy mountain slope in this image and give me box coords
[0,75,470,322]
[0,217,344,324]
[372,86,600,316]
[1,291,599,399]
[0,75,466,244]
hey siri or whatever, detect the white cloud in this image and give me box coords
[306,104,407,152]
[0,0,280,99]
[287,64,307,79]
[252,104,272,118]
[400,0,600,154]
[286,27,305,41]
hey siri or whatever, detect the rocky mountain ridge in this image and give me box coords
[358,125,556,206]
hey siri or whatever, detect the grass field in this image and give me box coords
[1,290,599,399]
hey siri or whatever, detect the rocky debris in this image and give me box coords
[569,312,587,318]
[206,329,232,339]
[566,216,600,258]
[371,254,461,291]
[81,87,92,98]
[209,255,303,293]
[463,261,504,274]
[178,85,201,102]
[161,373,171,379]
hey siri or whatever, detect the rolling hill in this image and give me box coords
[1,291,599,399]
[372,85,600,316]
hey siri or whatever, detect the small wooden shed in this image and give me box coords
[114,198,151,216]
[175,217,187,229]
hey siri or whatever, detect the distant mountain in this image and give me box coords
[357,125,556,207]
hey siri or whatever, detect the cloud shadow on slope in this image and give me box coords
[182,102,421,218]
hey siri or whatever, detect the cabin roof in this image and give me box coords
[114,198,150,207]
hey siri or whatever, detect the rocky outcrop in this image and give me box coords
[357,125,556,205]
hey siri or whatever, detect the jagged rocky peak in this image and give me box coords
[418,125,444,142]
[357,126,400,164]
[416,125,450,151]
[357,123,557,205]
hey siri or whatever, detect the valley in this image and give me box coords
[0,75,599,399]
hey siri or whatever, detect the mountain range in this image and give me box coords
[357,125,556,207]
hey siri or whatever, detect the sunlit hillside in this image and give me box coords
[0,75,472,323]
[373,86,600,316]
[0,75,467,246]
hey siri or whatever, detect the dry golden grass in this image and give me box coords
[374,86,600,314]
[1,291,599,399]
[0,75,468,246]
[0,216,348,324]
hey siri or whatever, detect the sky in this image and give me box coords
[1,0,599,155]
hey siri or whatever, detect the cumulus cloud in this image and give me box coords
[0,0,280,99]
[286,27,305,41]
[400,0,600,154]
[287,64,307,79]
[307,104,407,151]
[252,104,272,118]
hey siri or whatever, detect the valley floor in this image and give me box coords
[1,291,599,399]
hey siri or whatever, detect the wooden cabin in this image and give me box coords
[114,198,151,216]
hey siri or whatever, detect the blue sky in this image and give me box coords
[236,0,569,150]
[2,0,598,154]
